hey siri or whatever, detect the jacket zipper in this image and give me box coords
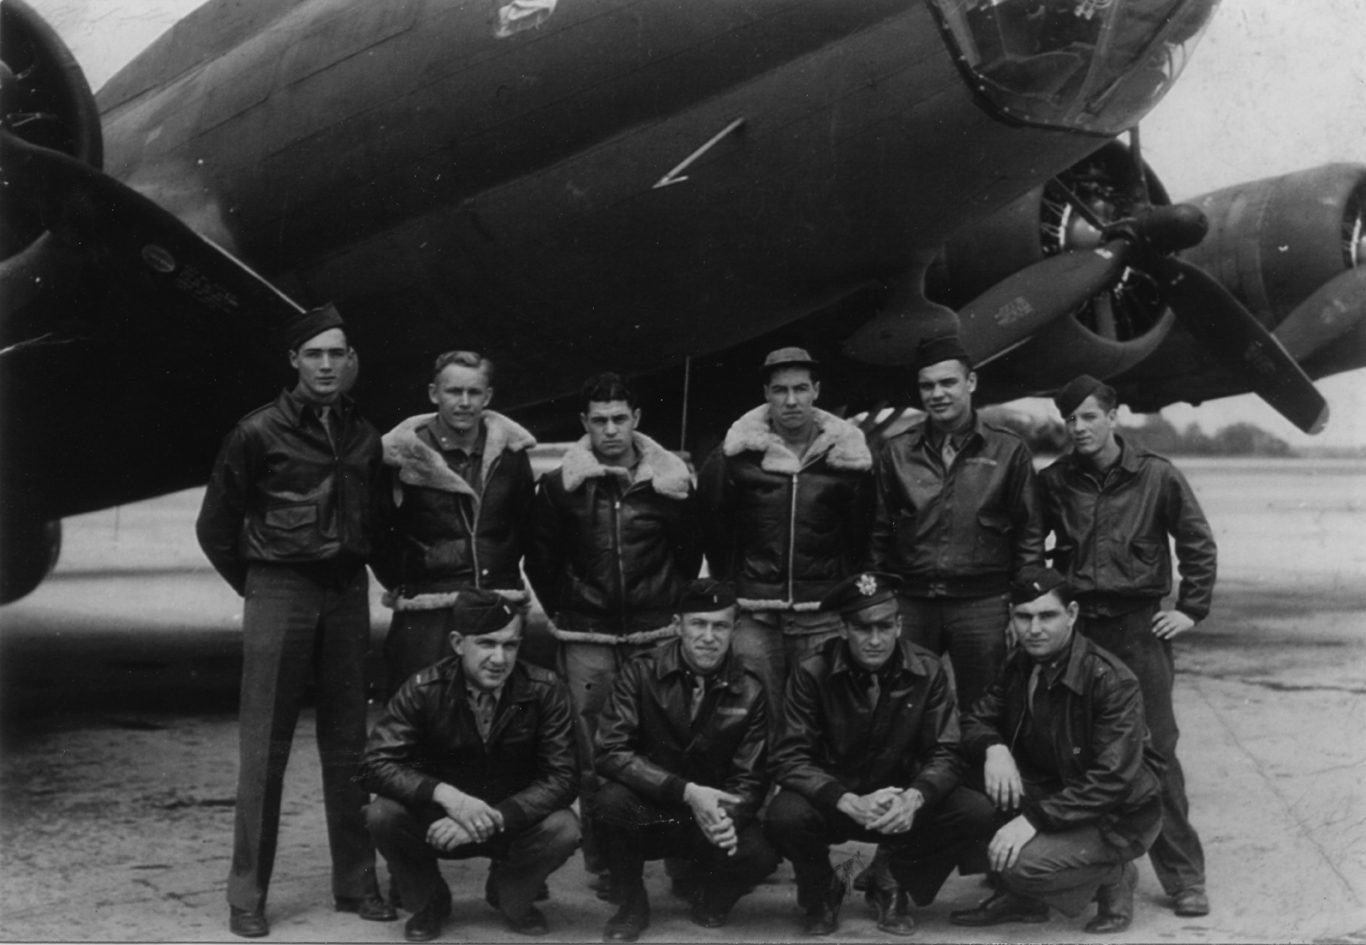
[468,453,498,588]
[613,491,626,630]
[787,472,799,603]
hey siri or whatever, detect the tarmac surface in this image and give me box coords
[1,457,1363,943]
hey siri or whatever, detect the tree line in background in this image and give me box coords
[980,408,1296,458]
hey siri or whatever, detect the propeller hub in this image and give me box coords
[1115,204,1208,255]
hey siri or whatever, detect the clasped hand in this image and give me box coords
[838,787,921,835]
[684,783,741,856]
[433,783,504,845]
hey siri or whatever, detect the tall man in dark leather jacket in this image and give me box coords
[372,350,538,695]
[525,372,702,882]
[765,572,997,937]
[360,592,580,942]
[1040,375,1217,917]
[868,333,1044,713]
[698,347,873,743]
[951,567,1164,935]
[594,579,779,942]
[197,305,392,937]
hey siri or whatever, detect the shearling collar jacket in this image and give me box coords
[698,407,873,608]
[594,640,770,823]
[526,432,702,642]
[372,411,537,603]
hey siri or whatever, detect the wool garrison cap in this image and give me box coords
[449,588,521,637]
[821,571,903,615]
[762,346,819,374]
[1053,374,1107,418]
[914,334,971,372]
[1010,565,1072,606]
[678,579,737,615]
[283,303,346,352]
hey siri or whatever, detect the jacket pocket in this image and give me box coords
[1130,538,1163,564]
[973,510,1013,567]
[259,504,320,557]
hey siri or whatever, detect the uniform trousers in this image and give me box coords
[228,563,377,911]
[596,782,779,912]
[765,786,997,906]
[973,816,1130,917]
[366,797,579,920]
[1081,601,1206,894]
[897,593,1010,712]
[556,639,659,874]
[731,608,844,745]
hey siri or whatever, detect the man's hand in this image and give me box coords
[433,784,504,843]
[426,816,476,853]
[984,744,1024,811]
[836,787,901,828]
[684,783,742,855]
[867,788,924,835]
[988,814,1038,872]
[1151,609,1196,640]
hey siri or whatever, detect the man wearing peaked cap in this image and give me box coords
[593,578,778,940]
[1039,374,1217,917]
[952,565,1164,934]
[197,303,390,936]
[698,346,873,750]
[361,589,580,941]
[764,571,996,937]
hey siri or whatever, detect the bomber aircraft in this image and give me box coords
[2,0,1364,604]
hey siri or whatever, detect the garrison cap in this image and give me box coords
[914,333,972,373]
[449,588,522,637]
[762,346,819,376]
[821,571,903,615]
[1010,565,1072,606]
[678,578,737,615]
[283,303,346,352]
[1054,374,1106,419]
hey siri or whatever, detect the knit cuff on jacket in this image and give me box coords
[815,781,849,813]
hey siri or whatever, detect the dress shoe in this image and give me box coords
[1085,861,1136,934]
[949,890,1049,927]
[335,894,398,921]
[603,885,650,942]
[866,886,916,936]
[404,890,452,943]
[802,875,846,936]
[228,905,268,938]
[506,904,550,936]
[1174,887,1210,917]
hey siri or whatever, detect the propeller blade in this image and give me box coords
[1150,255,1329,434]
[0,130,303,336]
[958,241,1131,366]
[1272,266,1366,361]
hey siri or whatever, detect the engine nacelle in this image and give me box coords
[0,512,61,604]
[1180,164,1366,330]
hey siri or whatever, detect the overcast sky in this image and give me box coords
[27,0,1366,447]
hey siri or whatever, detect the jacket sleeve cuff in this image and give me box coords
[494,798,527,834]
[661,775,688,806]
[908,777,942,809]
[815,781,849,813]
[413,776,441,807]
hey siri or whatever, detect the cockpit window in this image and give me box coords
[928,0,1220,135]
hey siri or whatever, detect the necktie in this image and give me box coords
[941,435,959,470]
[474,690,496,740]
[867,672,881,711]
[689,673,707,721]
[1026,663,1042,718]
[318,406,336,449]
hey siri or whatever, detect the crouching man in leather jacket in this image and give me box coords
[360,592,580,942]
[765,572,997,938]
[951,566,1164,935]
[594,580,780,942]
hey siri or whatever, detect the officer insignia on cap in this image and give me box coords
[857,573,878,596]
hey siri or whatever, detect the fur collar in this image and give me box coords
[383,410,536,495]
[559,431,691,500]
[722,405,872,475]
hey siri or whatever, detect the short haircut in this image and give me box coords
[762,362,820,386]
[1089,381,1119,413]
[432,350,494,385]
[579,372,639,413]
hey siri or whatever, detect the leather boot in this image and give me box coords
[1085,861,1137,934]
[603,885,650,942]
[866,885,915,936]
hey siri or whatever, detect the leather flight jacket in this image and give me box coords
[359,657,578,835]
[698,406,873,609]
[961,633,1165,860]
[1040,437,1217,620]
[870,414,1043,597]
[772,637,965,813]
[373,411,537,603]
[196,389,382,595]
[594,639,770,824]
[526,433,702,641]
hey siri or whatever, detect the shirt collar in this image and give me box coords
[427,415,486,455]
